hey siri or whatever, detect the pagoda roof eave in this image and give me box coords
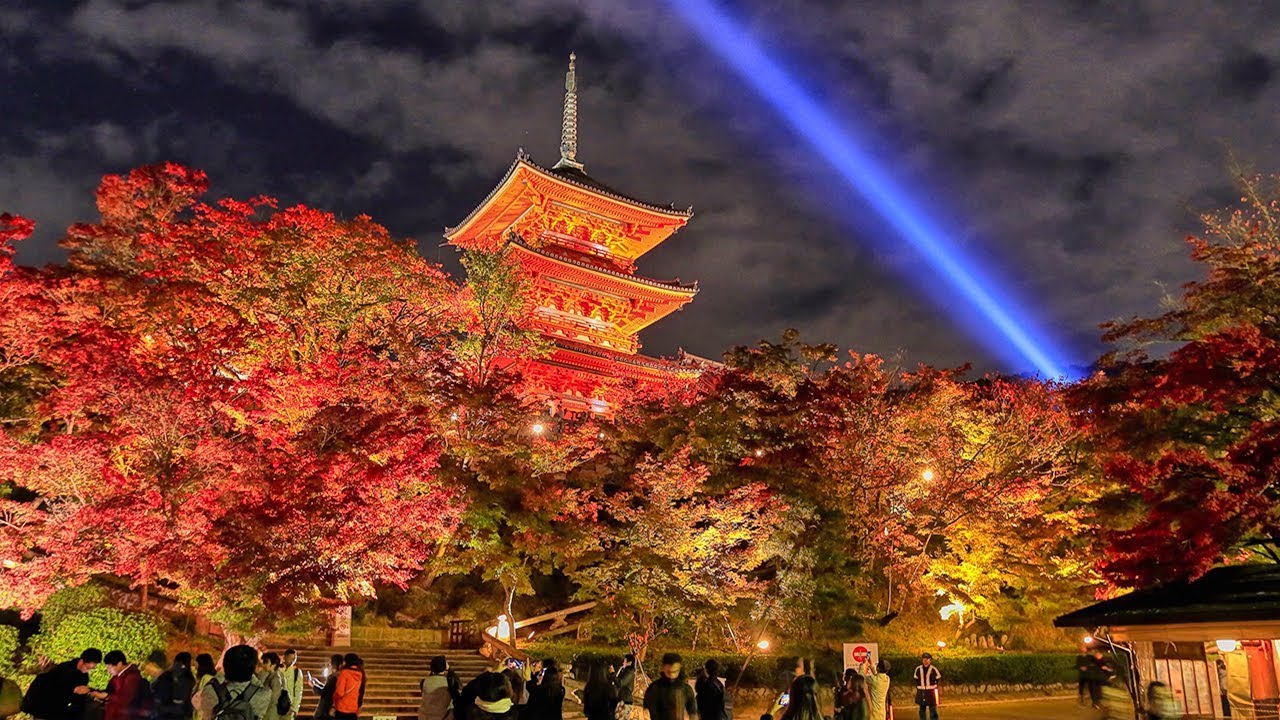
[444,153,692,240]
[547,339,697,377]
[534,159,693,219]
[505,238,699,296]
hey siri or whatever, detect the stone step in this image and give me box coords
[289,645,506,720]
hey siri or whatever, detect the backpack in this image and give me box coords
[212,681,261,720]
[172,671,195,710]
[276,688,291,718]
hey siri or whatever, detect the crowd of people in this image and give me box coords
[415,654,571,720]
[15,643,1181,720]
[13,647,942,720]
[439,652,915,720]
[15,646,366,720]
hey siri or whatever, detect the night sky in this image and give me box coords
[3,2,1279,374]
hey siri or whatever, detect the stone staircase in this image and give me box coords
[293,647,492,720]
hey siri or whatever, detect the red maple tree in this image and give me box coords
[1073,173,1280,587]
[0,164,465,633]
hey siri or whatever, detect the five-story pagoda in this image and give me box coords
[446,55,700,415]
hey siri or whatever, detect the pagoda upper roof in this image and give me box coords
[506,236,698,296]
[541,163,689,216]
[445,153,692,262]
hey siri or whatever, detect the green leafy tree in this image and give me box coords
[573,448,780,662]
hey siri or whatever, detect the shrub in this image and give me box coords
[524,641,1077,688]
[881,652,1077,686]
[0,625,18,678]
[29,608,165,687]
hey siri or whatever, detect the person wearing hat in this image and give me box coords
[912,653,941,720]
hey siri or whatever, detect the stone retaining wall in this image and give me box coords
[350,626,446,648]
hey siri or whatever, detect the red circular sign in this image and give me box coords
[852,646,870,663]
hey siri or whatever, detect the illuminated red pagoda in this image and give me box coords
[446,55,700,414]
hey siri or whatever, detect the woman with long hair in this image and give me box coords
[525,659,564,720]
[581,662,618,720]
[190,655,218,720]
[779,676,822,720]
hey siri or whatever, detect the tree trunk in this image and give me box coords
[504,583,518,653]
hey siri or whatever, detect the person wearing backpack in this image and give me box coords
[197,646,271,720]
[332,655,365,720]
[257,654,286,720]
[280,652,303,720]
[21,649,103,720]
[153,653,196,720]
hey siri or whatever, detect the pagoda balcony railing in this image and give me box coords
[530,312,638,354]
[537,231,635,272]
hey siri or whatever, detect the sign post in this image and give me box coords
[842,642,879,674]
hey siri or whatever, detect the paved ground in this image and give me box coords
[889,696,1093,719]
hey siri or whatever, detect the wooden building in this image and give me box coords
[1056,564,1280,718]
[447,55,702,415]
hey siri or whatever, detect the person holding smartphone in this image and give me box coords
[776,677,820,720]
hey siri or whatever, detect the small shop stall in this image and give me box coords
[1056,564,1280,719]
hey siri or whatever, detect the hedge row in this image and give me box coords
[524,642,1077,688]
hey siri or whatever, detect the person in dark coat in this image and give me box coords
[21,649,103,720]
[524,660,564,720]
[501,661,526,711]
[309,655,343,720]
[643,654,696,720]
[468,672,515,720]
[695,661,728,720]
[1075,647,1091,706]
[151,653,195,720]
[581,662,618,720]
[613,656,636,720]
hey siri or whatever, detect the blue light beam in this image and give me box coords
[668,0,1075,379]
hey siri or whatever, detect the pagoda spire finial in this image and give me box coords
[554,53,583,170]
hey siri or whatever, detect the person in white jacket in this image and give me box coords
[282,651,305,720]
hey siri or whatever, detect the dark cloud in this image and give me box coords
[2,0,1278,374]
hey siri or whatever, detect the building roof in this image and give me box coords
[1054,564,1280,628]
[445,153,692,240]
[552,338,691,374]
[507,236,699,294]
[539,158,692,218]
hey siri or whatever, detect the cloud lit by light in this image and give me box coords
[666,0,1078,379]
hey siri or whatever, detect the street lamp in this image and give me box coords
[531,422,546,435]
[921,468,935,481]
[756,639,771,651]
